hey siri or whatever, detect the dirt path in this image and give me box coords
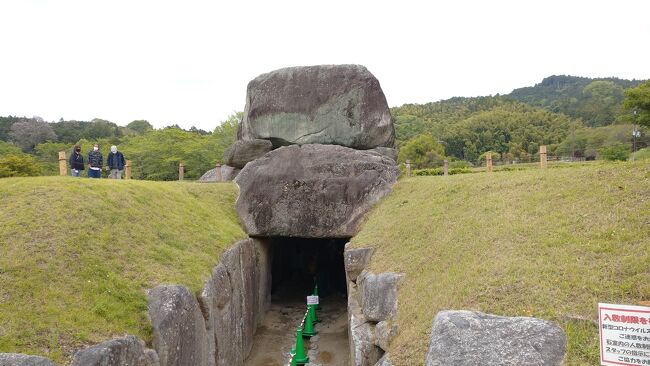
[245,295,349,366]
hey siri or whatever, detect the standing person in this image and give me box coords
[68,144,84,177]
[106,145,125,179]
[87,143,103,178]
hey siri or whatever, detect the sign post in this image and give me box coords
[598,303,650,366]
[307,295,319,306]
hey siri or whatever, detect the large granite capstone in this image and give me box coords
[238,65,395,149]
[234,144,399,238]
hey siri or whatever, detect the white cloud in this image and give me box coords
[0,0,648,130]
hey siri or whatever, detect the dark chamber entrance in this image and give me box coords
[245,237,350,366]
[270,237,348,301]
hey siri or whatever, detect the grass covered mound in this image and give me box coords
[0,177,246,363]
[350,161,650,365]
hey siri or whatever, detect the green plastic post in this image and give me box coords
[293,327,309,364]
[303,306,318,337]
[310,302,321,323]
[313,282,321,310]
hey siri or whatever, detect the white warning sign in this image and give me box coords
[599,303,650,366]
[307,295,319,305]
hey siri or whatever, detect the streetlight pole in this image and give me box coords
[632,108,640,161]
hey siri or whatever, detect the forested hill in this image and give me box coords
[508,75,644,127]
[391,75,649,166]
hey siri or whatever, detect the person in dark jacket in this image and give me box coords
[87,143,103,178]
[106,145,126,179]
[68,144,84,177]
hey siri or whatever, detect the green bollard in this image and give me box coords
[310,302,321,323]
[293,326,309,364]
[302,306,318,337]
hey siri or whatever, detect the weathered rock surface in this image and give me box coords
[0,354,56,366]
[235,144,400,238]
[374,354,393,366]
[425,310,566,366]
[197,238,272,366]
[238,65,395,149]
[358,271,403,322]
[344,246,374,283]
[70,336,158,366]
[369,147,397,162]
[147,285,208,366]
[198,165,241,182]
[348,287,384,366]
[223,139,273,168]
[220,165,240,181]
[373,321,398,351]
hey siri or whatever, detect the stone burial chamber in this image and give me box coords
[231,64,400,237]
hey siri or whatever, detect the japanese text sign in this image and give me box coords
[307,295,319,305]
[599,303,650,365]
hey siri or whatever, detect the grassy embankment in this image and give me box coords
[351,161,650,365]
[0,177,246,363]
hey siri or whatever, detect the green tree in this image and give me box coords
[33,141,72,175]
[126,120,154,134]
[397,135,446,168]
[0,140,24,156]
[598,143,630,161]
[0,154,41,177]
[8,120,57,152]
[621,80,650,127]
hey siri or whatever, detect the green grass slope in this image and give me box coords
[0,177,246,363]
[351,161,650,365]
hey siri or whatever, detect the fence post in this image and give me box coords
[125,160,132,180]
[539,145,547,168]
[486,153,493,173]
[178,163,185,181]
[58,151,67,176]
[405,160,411,177]
[443,159,448,176]
[215,163,222,182]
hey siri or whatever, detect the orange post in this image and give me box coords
[486,153,493,173]
[125,160,132,180]
[58,151,67,176]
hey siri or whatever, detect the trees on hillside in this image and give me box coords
[125,120,154,134]
[397,135,446,168]
[9,120,57,152]
[622,80,650,127]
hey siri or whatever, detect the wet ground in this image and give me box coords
[245,293,349,366]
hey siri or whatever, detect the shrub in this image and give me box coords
[0,154,41,177]
[598,143,630,161]
[629,147,650,161]
[413,167,473,176]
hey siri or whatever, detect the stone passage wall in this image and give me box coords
[0,239,271,366]
[148,238,272,366]
[344,245,403,366]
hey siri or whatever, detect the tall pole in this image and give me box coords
[632,108,639,161]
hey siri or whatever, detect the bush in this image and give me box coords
[629,147,650,161]
[598,143,630,161]
[0,154,41,177]
[413,167,473,176]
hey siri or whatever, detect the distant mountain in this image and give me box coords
[508,75,645,127]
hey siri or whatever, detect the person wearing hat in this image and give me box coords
[106,145,126,179]
[68,144,85,177]
[87,143,103,178]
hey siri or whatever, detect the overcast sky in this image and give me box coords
[0,0,648,131]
